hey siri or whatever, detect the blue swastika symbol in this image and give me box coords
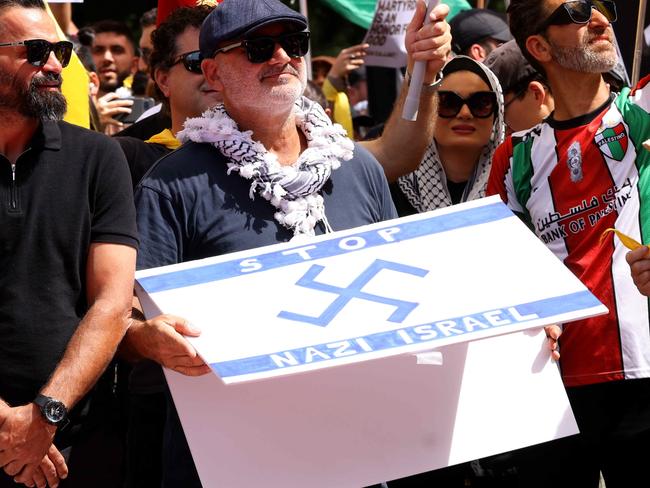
[278,259,429,327]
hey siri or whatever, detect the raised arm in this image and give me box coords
[361,1,451,182]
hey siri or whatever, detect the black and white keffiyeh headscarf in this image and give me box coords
[397,56,505,213]
[179,97,354,239]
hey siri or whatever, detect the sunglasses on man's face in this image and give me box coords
[539,0,617,31]
[171,50,202,74]
[438,91,498,119]
[0,39,73,67]
[213,31,310,64]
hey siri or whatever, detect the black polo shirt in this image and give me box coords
[0,120,138,406]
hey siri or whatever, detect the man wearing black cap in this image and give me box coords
[484,39,554,133]
[122,0,451,485]
[449,8,512,61]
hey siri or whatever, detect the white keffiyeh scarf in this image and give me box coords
[179,97,354,239]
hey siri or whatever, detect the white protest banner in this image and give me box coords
[137,197,605,385]
[136,196,606,486]
[362,0,420,68]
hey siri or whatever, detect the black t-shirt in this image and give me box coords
[389,179,468,217]
[0,121,139,406]
[447,179,467,205]
[114,136,171,188]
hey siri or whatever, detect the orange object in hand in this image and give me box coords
[600,228,644,251]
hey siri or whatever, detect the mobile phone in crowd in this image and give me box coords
[116,96,156,124]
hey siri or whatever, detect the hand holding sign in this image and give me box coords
[402,1,452,120]
[127,312,211,376]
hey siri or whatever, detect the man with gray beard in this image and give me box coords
[123,0,451,485]
[488,1,650,487]
[0,1,138,487]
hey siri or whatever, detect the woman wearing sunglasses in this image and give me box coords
[392,56,504,216]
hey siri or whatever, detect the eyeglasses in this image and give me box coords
[0,39,73,67]
[504,86,528,110]
[539,0,617,31]
[438,91,497,119]
[171,50,202,74]
[213,31,310,64]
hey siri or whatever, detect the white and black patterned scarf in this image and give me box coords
[398,57,505,213]
[179,97,354,239]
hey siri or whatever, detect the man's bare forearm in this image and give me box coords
[39,300,131,409]
[361,81,438,182]
[39,243,136,409]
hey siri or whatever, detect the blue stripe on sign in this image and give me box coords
[210,291,601,379]
[139,201,512,293]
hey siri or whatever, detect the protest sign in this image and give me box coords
[363,0,422,68]
[136,196,606,486]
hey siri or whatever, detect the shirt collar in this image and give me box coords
[34,120,63,151]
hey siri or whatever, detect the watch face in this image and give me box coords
[44,400,66,423]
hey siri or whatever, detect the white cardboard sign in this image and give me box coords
[137,197,605,385]
[362,0,425,68]
[135,197,606,486]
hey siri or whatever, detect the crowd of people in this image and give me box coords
[1,0,649,487]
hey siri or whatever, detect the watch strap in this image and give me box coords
[34,394,69,428]
[405,70,444,94]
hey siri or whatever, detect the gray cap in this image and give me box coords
[199,0,307,59]
[484,40,538,94]
[449,8,512,54]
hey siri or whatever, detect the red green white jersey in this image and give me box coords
[488,77,650,387]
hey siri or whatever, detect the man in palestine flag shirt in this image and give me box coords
[488,1,650,486]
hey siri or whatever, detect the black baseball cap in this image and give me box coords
[199,0,307,59]
[449,9,512,54]
[484,40,538,94]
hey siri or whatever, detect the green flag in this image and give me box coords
[321,0,472,29]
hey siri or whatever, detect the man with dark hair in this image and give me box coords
[90,19,139,134]
[116,9,219,484]
[90,19,138,97]
[116,5,220,185]
[0,1,138,487]
[484,39,554,134]
[489,1,650,486]
[449,8,512,61]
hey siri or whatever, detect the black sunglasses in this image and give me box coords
[438,91,498,119]
[213,31,310,63]
[171,50,202,74]
[0,39,73,67]
[539,0,617,31]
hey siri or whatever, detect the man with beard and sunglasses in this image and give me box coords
[115,5,221,189]
[113,6,222,488]
[0,1,138,487]
[121,0,451,485]
[488,1,650,486]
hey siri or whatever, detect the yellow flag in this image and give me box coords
[46,3,90,128]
